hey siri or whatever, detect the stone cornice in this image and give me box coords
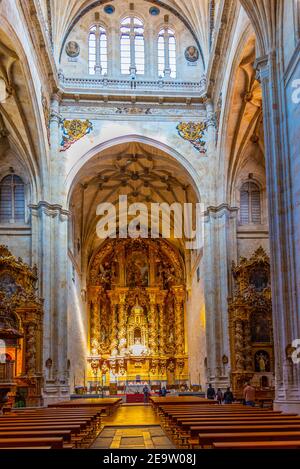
[60,92,206,107]
[29,201,70,219]
[205,203,239,219]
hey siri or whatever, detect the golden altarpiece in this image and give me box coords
[0,246,43,407]
[87,238,188,388]
[228,247,275,396]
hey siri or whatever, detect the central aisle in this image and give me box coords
[92,404,175,449]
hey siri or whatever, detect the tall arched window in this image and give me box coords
[158,28,176,78]
[0,175,25,223]
[89,25,108,75]
[120,17,144,75]
[240,181,261,224]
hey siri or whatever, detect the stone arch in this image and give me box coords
[0,15,49,202]
[238,0,279,56]
[66,134,203,206]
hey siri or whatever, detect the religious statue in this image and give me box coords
[185,45,199,63]
[98,263,111,288]
[258,354,266,372]
[255,351,270,372]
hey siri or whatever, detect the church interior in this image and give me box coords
[0,0,299,452]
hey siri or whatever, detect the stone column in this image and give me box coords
[148,290,158,355]
[29,93,70,403]
[157,292,167,356]
[117,290,127,355]
[205,99,217,157]
[172,286,185,356]
[235,320,245,371]
[89,287,101,356]
[204,204,238,389]
[244,321,253,372]
[254,54,300,411]
[30,202,70,403]
[108,291,118,357]
[25,323,36,376]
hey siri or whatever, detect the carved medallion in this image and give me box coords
[185,46,199,63]
[65,41,80,58]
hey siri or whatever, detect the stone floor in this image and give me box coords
[92,404,175,449]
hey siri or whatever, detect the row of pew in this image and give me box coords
[0,398,122,449]
[150,397,300,449]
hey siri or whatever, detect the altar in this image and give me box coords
[126,383,150,394]
[85,239,189,387]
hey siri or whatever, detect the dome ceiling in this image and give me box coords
[51,0,209,63]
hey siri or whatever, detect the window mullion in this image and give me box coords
[130,18,136,76]
[164,28,171,78]
[11,179,15,223]
[95,25,102,75]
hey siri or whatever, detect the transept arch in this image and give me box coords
[65,134,203,205]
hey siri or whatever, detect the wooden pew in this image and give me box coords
[174,419,300,446]
[0,403,108,449]
[0,446,52,450]
[195,431,300,448]
[154,396,300,450]
[0,430,72,444]
[213,441,300,449]
[0,425,82,446]
[48,398,122,415]
[0,437,64,449]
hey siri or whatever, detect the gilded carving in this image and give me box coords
[228,247,274,395]
[0,246,43,406]
[86,239,187,384]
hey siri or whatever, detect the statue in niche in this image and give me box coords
[0,273,18,297]
[98,262,111,288]
[251,311,271,343]
[255,350,270,372]
[111,261,118,283]
[249,267,269,291]
[157,263,178,289]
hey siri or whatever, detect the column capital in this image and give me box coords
[171,286,185,302]
[254,54,270,82]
